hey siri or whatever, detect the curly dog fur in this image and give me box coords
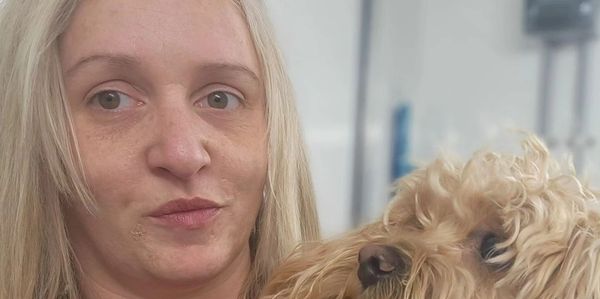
[261,136,600,299]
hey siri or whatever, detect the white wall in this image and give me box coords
[359,0,426,224]
[409,0,600,176]
[412,0,543,158]
[265,0,361,236]
[266,0,600,234]
[362,0,600,221]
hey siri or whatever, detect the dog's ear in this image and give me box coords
[484,136,600,298]
[499,209,600,299]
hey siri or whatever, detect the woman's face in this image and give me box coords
[60,0,267,297]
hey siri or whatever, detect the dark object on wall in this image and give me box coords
[527,0,598,171]
[525,0,597,41]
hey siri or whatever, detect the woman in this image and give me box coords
[0,0,320,298]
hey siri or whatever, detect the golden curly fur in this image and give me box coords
[261,136,600,299]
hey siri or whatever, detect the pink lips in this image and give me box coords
[148,198,222,229]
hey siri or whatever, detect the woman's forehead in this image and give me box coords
[59,0,260,80]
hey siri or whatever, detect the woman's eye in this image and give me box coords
[90,90,137,111]
[480,233,502,260]
[201,91,242,110]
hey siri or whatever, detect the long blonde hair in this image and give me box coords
[0,0,320,298]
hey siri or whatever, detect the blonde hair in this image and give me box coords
[0,0,320,298]
[237,1,321,298]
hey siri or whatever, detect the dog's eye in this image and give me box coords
[479,233,501,260]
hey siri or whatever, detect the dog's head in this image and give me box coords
[261,136,600,299]
[358,136,600,299]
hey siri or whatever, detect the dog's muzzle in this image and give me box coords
[357,244,407,289]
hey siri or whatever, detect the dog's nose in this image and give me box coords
[357,244,406,289]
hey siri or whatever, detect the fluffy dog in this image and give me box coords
[261,136,600,299]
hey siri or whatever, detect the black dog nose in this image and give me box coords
[357,244,406,289]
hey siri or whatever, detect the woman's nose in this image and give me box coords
[146,109,211,180]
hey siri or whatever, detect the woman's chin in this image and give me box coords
[137,243,249,287]
[147,251,228,283]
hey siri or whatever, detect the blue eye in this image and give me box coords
[91,90,136,111]
[202,91,241,110]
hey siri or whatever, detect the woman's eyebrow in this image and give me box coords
[64,54,141,79]
[195,63,261,84]
[64,54,260,83]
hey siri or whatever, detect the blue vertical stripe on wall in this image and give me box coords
[391,103,414,181]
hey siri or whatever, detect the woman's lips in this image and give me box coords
[148,198,222,229]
